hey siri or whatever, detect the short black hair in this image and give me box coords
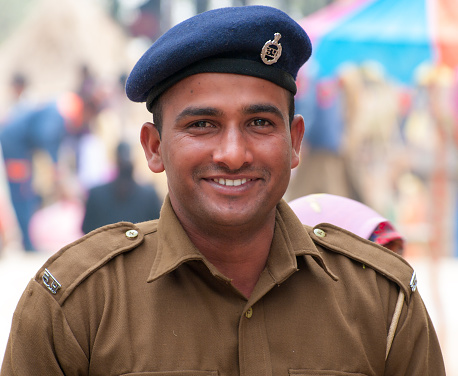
[151,90,295,138]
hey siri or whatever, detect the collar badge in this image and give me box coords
[43,268,61,294]
[410,271,417,292]
[261,33,282,65]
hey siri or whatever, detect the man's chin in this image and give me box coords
[206,205,275,229]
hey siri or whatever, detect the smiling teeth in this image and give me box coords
[213,178,251,186]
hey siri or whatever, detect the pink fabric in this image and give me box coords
[29,200,84,254]
[288,193,401,242]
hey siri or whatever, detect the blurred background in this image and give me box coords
[0,0,457,373]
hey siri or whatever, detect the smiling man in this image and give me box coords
[1,5,445,376]
[140,72,303,297]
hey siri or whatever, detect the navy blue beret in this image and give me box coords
[126,5,312,111]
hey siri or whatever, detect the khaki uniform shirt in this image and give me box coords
[1,197,445,375]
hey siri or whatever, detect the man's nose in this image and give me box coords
[212,127,253,170]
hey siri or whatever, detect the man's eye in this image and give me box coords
[250,119,271,127]
[190,121,212,128]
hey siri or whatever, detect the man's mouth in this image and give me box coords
[212,178,253,186]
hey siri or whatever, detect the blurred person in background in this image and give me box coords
[5,73,30,118]
[0,91,89,251]
[28,169,85,254]
[341,61,403,217]
[82,141,162,234]
[0,145,23,255]
[287,75,356,202]
[0,73,30,254]
[77,64,97,102]
[289,193,404,255]
[76,72,130,191]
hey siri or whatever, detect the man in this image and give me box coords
[82,141,162,234]
[1,6,445,375]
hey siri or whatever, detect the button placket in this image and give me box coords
[238,301,271,376]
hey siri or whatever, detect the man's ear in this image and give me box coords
[290,114,304,169]
[140,122,165,173]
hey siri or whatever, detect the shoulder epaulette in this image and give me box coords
[35,221,157,304]
[306,223,417,304]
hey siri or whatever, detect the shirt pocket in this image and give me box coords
[121,372,218,376]
[289,371,368,376]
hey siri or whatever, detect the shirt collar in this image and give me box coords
[270,199,338,282]
[147,196,337,283]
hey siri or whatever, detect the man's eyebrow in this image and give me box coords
[243,104,285,121]
[175,107,223,122]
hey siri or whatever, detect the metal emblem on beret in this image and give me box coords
[42,268,61,294]
[261,33,282,65]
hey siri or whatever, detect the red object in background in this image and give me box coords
[6,159,31,183]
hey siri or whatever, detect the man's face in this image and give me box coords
[141,73,304,232]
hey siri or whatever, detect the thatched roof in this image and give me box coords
[0,0,130,108]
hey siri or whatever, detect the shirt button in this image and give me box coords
[125,229,138,239]
[314,228,326,238]
[245,307,253,318]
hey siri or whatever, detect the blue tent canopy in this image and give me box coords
[310,0,434,84]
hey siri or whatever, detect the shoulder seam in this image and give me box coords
[36,221,156,304]
[307,223,415,303]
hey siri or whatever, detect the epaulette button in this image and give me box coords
[314,228,326,238]
[126,229,139,239]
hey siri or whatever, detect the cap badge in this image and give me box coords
[261,33,282,65]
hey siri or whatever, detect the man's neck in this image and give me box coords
[183,220,276,298]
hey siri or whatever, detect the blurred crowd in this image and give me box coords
[1,59,457,259]
[0,0,456,260]
[0,65,164,254]
[286,61,458,259]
